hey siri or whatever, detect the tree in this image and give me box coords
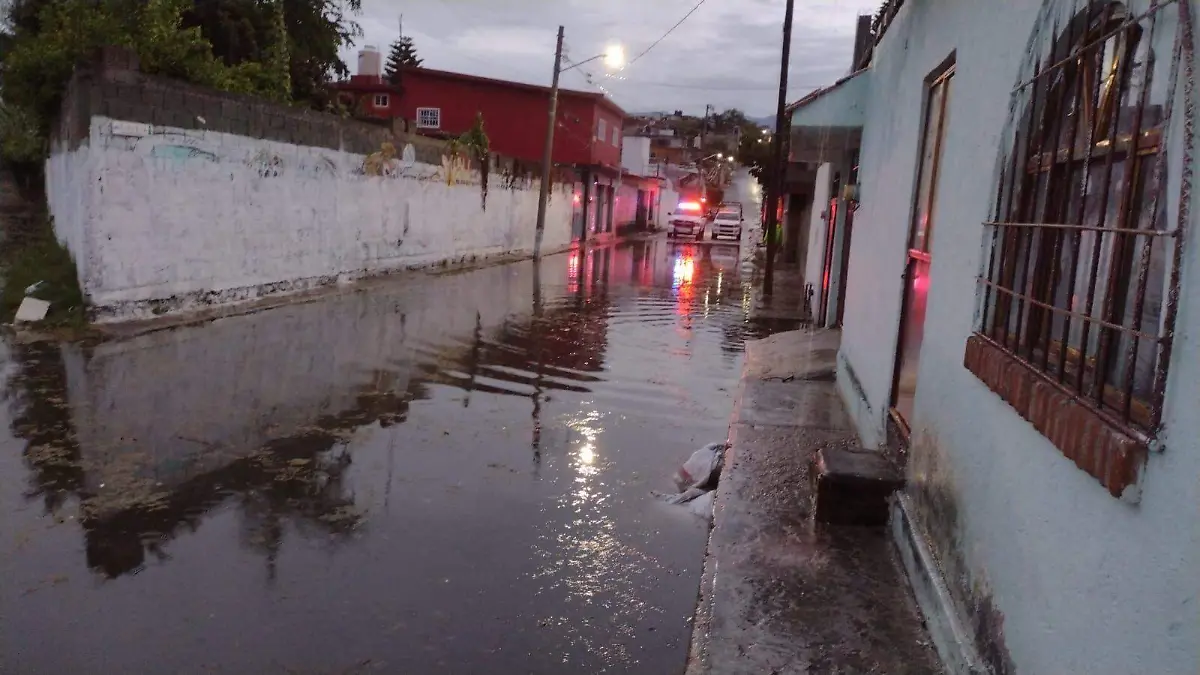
[383,34,421,86]
[181,0,363,109]
[0,0,293,169]
[736,128,775,184]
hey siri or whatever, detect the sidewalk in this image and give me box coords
[687,329,941,674]
[748,259,810,323]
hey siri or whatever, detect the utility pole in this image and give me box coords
[763,0,795,297]
[534,25,566,260]
[701,103,712,150]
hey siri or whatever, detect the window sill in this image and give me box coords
[963,333,1147,502]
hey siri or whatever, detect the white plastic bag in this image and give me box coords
[673,442,726,492]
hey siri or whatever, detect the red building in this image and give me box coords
[334,49,627,241]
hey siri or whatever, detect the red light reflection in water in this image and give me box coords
[567,252,581,293]
[673,251,696,317]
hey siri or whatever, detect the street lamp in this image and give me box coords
[534,30,625,258]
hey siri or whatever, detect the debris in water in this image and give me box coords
[14,297,50,323]
[653,442,726,518]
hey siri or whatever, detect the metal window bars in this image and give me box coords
[978,0,1194,437]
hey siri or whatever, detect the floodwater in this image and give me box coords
[0,236,782,674]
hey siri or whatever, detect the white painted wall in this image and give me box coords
[46,116,576,322]
[833,0,1200,673]
[657,178,680,227]
[804,164,832,316]
[620,136,652,176]
[614,180,638,227]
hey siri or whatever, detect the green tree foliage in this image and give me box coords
[710,108,749,133]
[383,34,421,86]
[183,0,362,110]
[737,128,775,183]
[0,0,361,165]
[0,0,294,167]
[458,112,489,209]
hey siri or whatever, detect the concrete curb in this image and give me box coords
[892,494,989,674]
[685,328,942,675]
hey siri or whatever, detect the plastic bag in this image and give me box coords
[673,442,726,492]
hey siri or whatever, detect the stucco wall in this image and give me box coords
[838,0,1200,673]
[805,164,832,314]
[46,116,575,322]
[621,136,652,176]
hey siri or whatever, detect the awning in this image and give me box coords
[788,69,870,164]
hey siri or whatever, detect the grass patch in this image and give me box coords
[0,212,87,329]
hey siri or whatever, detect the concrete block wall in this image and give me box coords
[47,49,577,322]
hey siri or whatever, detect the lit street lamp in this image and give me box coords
[534,31,625,258]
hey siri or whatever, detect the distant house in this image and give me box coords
[333,45,403,120]
[333,49,627,240]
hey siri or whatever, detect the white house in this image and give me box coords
[790,1,1200,673]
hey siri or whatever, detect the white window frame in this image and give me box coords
[416,107,441,129]
[597,118,607,141]
[612,126,619,146]
[373,93,389,108]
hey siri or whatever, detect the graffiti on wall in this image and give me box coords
[133,129,219,165]
[111,120,499,187]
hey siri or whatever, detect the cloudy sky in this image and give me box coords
[341,0,880,117]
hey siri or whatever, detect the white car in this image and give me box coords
[710,208,744,241]
[669,200,707,239]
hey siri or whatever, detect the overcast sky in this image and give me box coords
[341,0,879,117]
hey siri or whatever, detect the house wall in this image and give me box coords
[335,77,402,119]
[657,179,679,227]
[837,1,1200,673]
[621,136,652,176]
[398,70,623,168]
[804,164,832,315]
[46,54,576,323]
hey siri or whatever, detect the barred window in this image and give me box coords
[416,107,441,129]
[977,0,1192,437]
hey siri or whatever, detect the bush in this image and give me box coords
[0,0,292,168]
[0,215,85,327]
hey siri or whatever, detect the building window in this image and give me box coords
[374,94,389,108]
[597,118,607,141]
[969,1,1193,496]
[612,126,620,147]
[417,107,441,129]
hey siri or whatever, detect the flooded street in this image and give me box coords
[0,234,785,674]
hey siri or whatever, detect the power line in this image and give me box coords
[625,0,710,68]
[604,78,826,92]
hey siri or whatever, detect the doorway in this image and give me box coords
[890,62,954,430]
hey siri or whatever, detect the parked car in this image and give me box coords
[669,200,707,239]
[710,207,744,241]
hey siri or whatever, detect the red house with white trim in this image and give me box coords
[334,48,627,240]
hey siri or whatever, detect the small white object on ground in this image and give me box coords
[24,280,44,295]
[674,442,726,492]
[14,297,50,323]
[654,442,727,517]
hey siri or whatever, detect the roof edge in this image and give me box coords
[785,68,869,114]
[399,66,626,117]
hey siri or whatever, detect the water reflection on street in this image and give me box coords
[0,238,782,674]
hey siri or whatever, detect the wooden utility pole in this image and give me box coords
[763,0,795,297]
[534,26,566,260]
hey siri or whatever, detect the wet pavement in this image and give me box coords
[687,330,941,675]
[0,233,792,674]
